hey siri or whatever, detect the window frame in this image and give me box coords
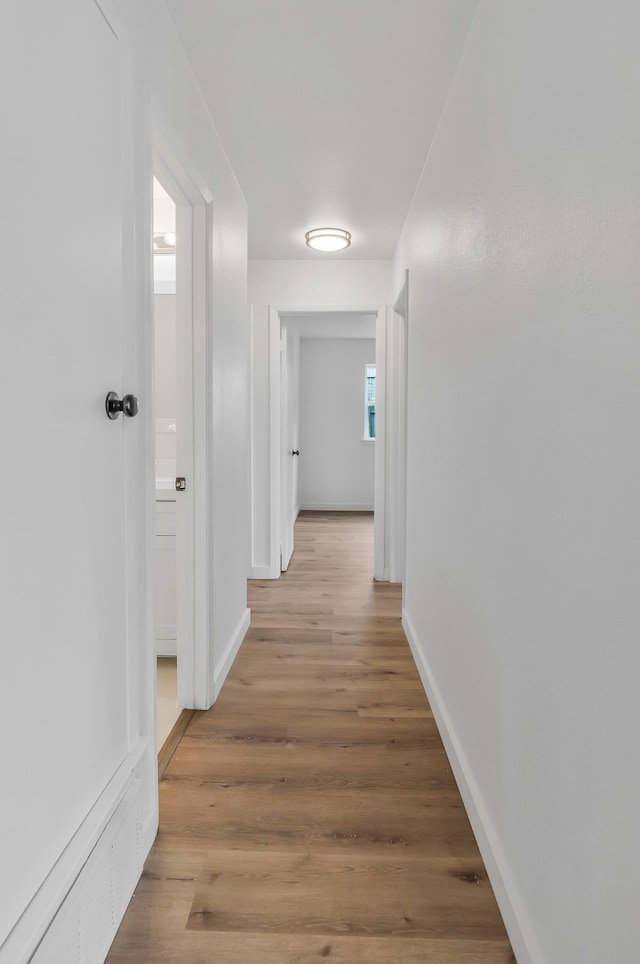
[363,363,376,441]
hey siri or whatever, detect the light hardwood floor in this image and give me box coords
[157,658,195,780]
[107,511,514,963]
[157,657,180,748]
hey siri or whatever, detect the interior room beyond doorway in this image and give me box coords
[278,311,377,572]
[153,176,180,749]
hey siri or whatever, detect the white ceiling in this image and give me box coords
[164,0,478,261]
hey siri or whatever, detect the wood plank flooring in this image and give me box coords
[107,511,514,963]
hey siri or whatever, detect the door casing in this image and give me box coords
[153,128,213,710]
[388,272,409,587]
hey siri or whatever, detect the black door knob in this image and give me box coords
[292,449,300,456]
[105,391,139,420]
[122,394,139,418]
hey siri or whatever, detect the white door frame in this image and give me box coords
[279,324,294,571]
[387,272,409,585]
[153,128,212,710]
[267,304,388,580]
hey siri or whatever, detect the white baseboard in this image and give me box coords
[299,503,374,512]
[402,608,539,964]
[2,741,157,964]
[251,564,279,579]
[212,607,251,702]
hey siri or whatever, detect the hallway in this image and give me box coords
[107,512,513,963]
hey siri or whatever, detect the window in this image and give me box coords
[364,364,376,440]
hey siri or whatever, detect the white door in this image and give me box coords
[0,0,141,943]
[280,327,295,570]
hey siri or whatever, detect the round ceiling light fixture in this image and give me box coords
[305,227,351,252]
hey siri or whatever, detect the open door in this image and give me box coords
[280,326,295,570]
[279,320,302,571]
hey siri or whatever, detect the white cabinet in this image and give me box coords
[155,493,176,656]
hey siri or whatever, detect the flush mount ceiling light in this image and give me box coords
[153,232,176,254]
[305,227,351,252]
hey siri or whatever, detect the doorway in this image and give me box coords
[265,307,384,577]
[152,177,180,747]
[254,300,408,584]
[151,134,213,732]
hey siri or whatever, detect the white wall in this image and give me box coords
[153,293,176,417]
[153,252,176,292]
[249,260,389,574]
[0,2,249,960]
[249,259,391,307]
[394,2,640,962]
[299,338,375,510]
[153,293,177,480]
